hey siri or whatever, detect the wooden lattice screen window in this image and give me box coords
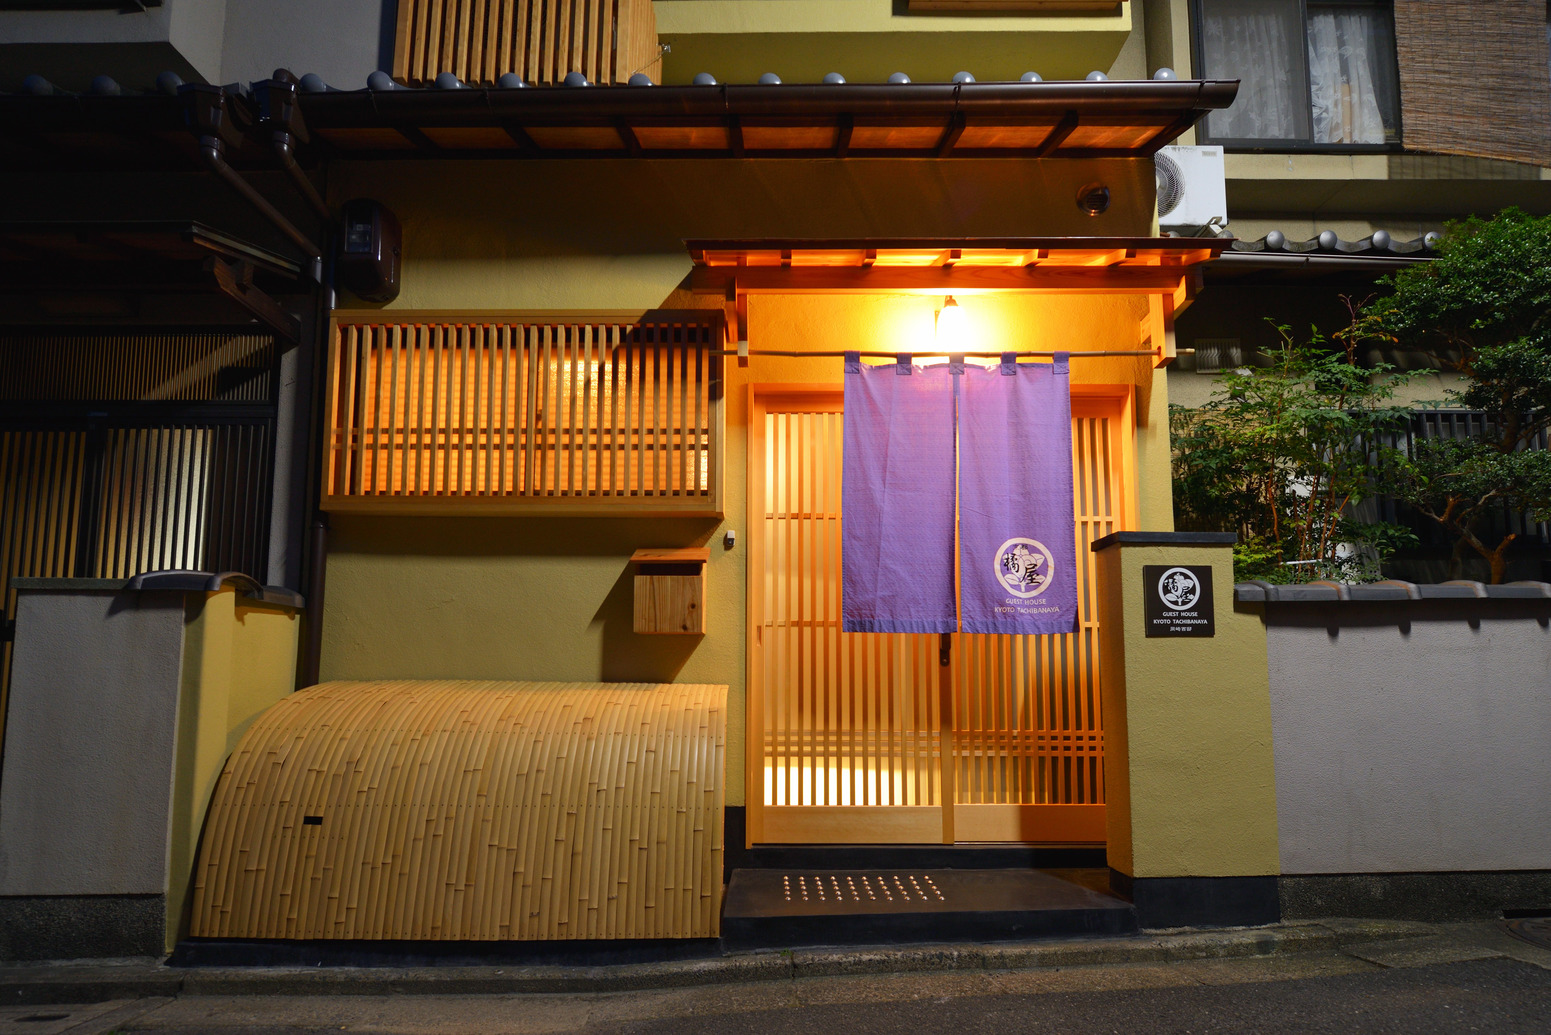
[393,0,660,87]
[324,312,724,515]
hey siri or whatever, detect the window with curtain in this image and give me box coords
[1196,0,1400,148]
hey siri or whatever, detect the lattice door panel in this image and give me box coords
[750,398,945,845]
[749,386,1133,847]
[951,397,1131,844]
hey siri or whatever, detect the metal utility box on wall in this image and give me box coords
[337,198,401,303]
[632,548,708,634]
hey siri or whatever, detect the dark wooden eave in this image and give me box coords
[0,79,1239,167]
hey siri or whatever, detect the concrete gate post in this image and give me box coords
[1091,532,1281,928]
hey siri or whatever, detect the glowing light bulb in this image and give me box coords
[935,295,966,351]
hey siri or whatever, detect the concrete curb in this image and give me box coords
[0,920,1438,1006]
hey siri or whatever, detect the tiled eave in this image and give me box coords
[0,78,1239,168]
[301,79,1238,160]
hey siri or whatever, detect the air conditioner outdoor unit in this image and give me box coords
[1155,145,1227,234]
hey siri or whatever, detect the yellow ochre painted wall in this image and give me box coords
[654,0,1135,86]
[167,591,299,951]
[1095,542,1280,879]
[327,158,1157,312]
[319,155,1174,810]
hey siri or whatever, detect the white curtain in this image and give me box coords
[1307,9,1389,144]
[1201,0,1310,141]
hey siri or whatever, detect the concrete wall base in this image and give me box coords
[0,895,165,960]
[1110,870,1281,929]
[1280,872,1551,922]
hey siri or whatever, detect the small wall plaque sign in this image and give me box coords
[1143,565,1214,637]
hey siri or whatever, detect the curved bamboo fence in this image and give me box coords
[190,680,726,941]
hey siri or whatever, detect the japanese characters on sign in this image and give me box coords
[1142,564,1215,637]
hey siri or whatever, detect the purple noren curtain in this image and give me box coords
[958,355,1079,635]
[841,354,958,633]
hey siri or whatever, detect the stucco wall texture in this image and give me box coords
[319,155,1174,809]
[0,585,299,955]
[1096,542,1280,880]
[0,591,187,897]
[1267,609,1551,874]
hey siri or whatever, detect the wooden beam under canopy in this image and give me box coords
[689,264,1202,296]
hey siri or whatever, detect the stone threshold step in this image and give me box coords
[722,867,1137,950]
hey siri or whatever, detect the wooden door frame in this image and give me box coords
[746,381,1136,848]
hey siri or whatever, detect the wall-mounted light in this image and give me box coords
[936,295,966,350]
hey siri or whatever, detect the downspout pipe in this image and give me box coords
[199,134,324,279]
[300,511,329,687]
[272,131,331,224]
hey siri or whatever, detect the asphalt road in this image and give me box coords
[7,948,1549,1035]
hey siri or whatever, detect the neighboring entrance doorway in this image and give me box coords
[746,383,1135,845]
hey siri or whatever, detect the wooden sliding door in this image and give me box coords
[949,389,1135,843]
[748,390,946,844]
[747,384,1133,847]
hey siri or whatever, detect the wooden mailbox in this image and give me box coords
[632,548,709,634]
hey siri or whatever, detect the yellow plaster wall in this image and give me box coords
[1096,542,1279,878]
[167,591,299,950]
[654,0,1134,85]
[319,153,1173,814]
[320,291,1173,811]
[327,158,1157,312]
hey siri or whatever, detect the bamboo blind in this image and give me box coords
[325,317,722,514]
[750,389,1130,845]
[393,0,659,87]
[0,331,275,403]
[1393,0,1551,166]
[191,679,727,941]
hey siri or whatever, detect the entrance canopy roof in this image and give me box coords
[689,237,1226,296]
[688,237,1229,365]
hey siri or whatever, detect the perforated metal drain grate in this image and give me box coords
[1504,917,1551,952]
[781,873,946,904]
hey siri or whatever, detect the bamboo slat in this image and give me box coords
[190,680,727,941]
[392,0,659,87]
[0,330,275,403]
[1394,0,1551,166]
[324,317,722,514]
